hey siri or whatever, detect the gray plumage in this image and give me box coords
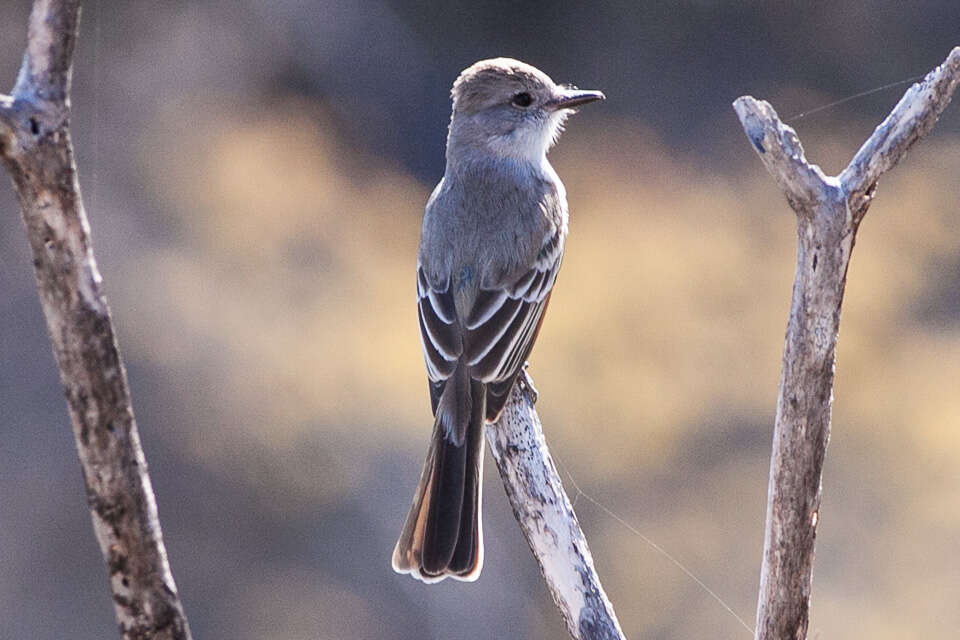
[392,57,604,583]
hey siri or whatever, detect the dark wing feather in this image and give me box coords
[484,292,552,418]
[418,228,563,423]
[417,268,461,414]
[463,233,563,422]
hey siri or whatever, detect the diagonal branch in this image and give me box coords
[734,46,960,640]
[487,385,625,640]
[0,2,192,638]
[841,46,960,218]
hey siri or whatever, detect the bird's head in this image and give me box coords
[446,58,604,165]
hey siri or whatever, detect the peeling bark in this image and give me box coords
[0,2,192,638]
[487,385,625,640]
[733,46,960,640]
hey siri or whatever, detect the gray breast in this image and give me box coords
[419,158,566,297]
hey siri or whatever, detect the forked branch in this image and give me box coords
[733,46,960,640]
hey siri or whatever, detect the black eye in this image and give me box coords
[511,92,533,108]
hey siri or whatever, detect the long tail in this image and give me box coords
[392,366,485,582]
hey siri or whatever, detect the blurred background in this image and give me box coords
[1,1,960,638]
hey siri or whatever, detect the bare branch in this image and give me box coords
[841,47,960,214]
[731,97,832,213]
[0,1,192,638]
[734,46,960,640]
[487,386,625,640]
[14,0,81,103]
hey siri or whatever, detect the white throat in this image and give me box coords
[486,111,568,165]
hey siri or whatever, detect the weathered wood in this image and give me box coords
[0,2,192,638]
[841,48,960,219]
[487,385,625,640]
[733,45,960,640]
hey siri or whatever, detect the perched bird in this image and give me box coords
[392,58,604,583]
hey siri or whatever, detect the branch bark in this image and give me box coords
[733,46,960,640]
[0,2,192,638]
[487,385,625,640]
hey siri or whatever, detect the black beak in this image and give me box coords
[547,89,606,111]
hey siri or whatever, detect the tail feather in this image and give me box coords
[421,425,468,574]
[392,368,485,582]
[448,388,484,575]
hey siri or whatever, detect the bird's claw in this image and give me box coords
[517,363,539,404]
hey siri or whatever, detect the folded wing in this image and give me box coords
[417,229,563,422]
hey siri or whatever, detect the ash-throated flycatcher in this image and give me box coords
[392,58,604,582]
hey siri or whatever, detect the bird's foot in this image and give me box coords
[518,363,539,404]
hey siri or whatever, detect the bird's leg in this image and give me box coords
[517,362,539,404]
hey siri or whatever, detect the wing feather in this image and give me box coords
[463,229,563,404]
[465,289,509,329]
[417,269,461,387]
[419,297,460,361]
[465,297,523,365]
[417,227,563,422]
